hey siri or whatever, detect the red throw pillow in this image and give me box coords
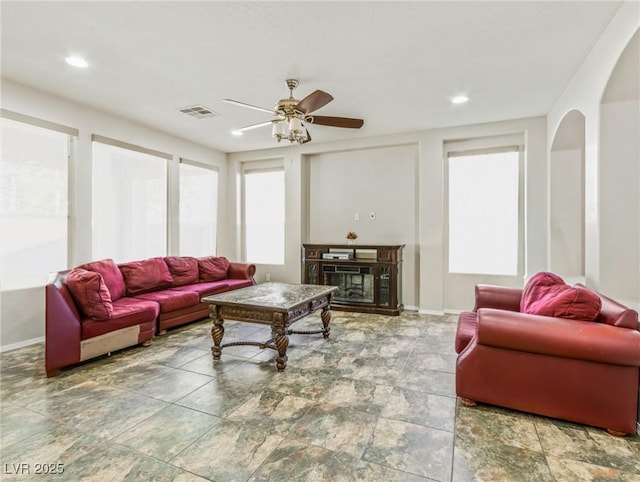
[521,273,602,321]
[198,256,230,282]
[78,258,126,301]
[164,256,199,286]
[520,272,565,313]
[119,257,174,295]
[66,268,113,320]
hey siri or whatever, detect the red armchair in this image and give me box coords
[455,282,640,435]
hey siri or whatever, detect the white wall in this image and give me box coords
[420,118,547,312]
[308,144,419,308]
[599,27,639,309]
[1,80,227,350]
[549,148,584,277]
[599,98,640,308]
[227,116,547,314]
[547,2,639,307]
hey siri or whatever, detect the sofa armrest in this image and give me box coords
[473,285,522,312]
[228,262,256,283]
[45,274,82,375]
[476,308,640,366]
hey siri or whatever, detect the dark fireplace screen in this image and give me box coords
[322,265,374,303]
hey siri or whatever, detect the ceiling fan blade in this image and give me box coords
[307,116,364,129]
[295,90,333,114]
[231,120,273,135]
[222,99,274,115]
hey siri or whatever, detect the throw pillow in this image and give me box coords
[520,271,565,313]
[78,258,127,301]
[66,268,113,320]
[521,274,602,321]
[119,257,174,295]
[164,256,199,286]
[198,256,230,282]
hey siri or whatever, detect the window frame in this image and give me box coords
[0,111,77,290]
[241,160,285,265]
[444,135,525,278]
[91,135,170,262]
[178,158,219,257]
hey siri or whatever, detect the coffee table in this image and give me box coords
[201,282,338,371]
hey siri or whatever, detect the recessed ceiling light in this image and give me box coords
[231,130,243,136]
[65,56,89,68]
[451,95,469,105]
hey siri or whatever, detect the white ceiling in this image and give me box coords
[1,1,622,153]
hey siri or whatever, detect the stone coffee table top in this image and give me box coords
[202,282,337,311]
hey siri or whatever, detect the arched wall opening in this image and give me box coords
[550,110,585,278]
[599,29,639,307]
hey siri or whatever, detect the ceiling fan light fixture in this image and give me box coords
[272,120,286,140]
[284,117,308,144]
[225,79,364,146]
[289,117,304,136]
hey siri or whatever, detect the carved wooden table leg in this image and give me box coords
[273,313,289,371]
[321,306,331,339]
[210,305,224,360]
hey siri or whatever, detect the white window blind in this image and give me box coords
[243,167,285,264]
[179,161,218,257]
[448,149,520,275]
[92,139,168,262]
[1,117,70,289]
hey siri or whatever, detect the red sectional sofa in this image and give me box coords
[455,273,640,435]
[45,256,255,377]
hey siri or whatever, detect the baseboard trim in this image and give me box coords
[417,309,466,316]
[419,309,445,315]
[0,336,44,353]
[403,305,419,311]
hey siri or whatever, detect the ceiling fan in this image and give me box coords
[223,79,364,145]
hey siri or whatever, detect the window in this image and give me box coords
[92,138,168,262]
[1,117,71,290]
[243,166,285,264]
[448,148,520,275]
[179,161,218,257]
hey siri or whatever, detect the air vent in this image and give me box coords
[178,105,219,119]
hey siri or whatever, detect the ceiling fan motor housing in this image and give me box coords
[275,98,301,116]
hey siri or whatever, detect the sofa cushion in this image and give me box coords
[81,297,159,339]
[78,258,126,301]
[66,269,113,320]
[120,257,174,295]
[134,289,199,313]
[198,256,230,282]
[171,281,229,298]
[164,256,199,286]
[522,282,602,321]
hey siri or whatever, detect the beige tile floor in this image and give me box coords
[1,311,639,481]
